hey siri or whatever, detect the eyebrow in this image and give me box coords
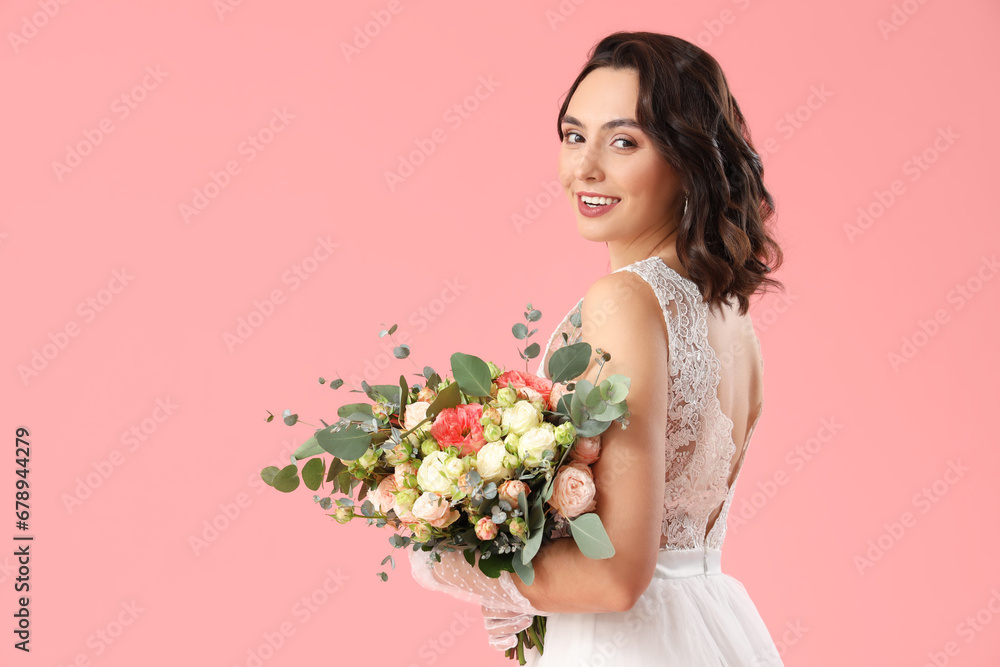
[560,115,643,131]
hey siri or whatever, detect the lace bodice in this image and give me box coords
[536,256,764,553]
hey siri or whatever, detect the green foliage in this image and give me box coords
[566,512,615,559]
[271,464,300,493]
[302,458,325,490]
[316,422,372,460]
[450,352,493,397]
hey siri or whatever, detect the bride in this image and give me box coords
[409,31,787,666]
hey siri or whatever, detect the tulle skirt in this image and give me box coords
[523,547,784,667]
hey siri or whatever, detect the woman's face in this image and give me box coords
[558,67,684,245]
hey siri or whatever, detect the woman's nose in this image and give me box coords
[574,145,603,181]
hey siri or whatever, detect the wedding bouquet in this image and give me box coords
[259,304,632,663]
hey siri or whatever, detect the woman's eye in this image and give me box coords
[565,131,583,144]
[613,137,636,149]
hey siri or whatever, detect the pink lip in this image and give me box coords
[576,191,621,218]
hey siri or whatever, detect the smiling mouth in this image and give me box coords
[576,193,621,217]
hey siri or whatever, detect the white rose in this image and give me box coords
[476,441,514,484]
[404,401,431,431]
[502,400,540,436]
[444,456,466,480]
[416,450,454,496]
[517,427,557,468]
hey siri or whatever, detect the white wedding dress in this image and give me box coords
[410,256,785,666]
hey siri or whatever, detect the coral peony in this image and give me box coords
[496,370,554,408]
[430,403,487,456]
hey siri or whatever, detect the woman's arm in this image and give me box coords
[510,270,670,613]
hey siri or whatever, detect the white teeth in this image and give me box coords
[580,195,620,206]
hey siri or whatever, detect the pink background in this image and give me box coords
[3,1,999,665]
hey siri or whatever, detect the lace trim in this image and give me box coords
[537,258,758,552]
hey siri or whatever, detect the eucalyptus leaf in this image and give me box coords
[477,550,513,579]
[511,550,535,585]
[567,512,616,559]
[575,418,608,438]
[589,400,628,422]
[336,470,351,495]
[523,342,539,359]
[291,435,324,461]
[272,464,300,493]
[548,342,592,384]
[463,548,476,566]
[337,403,374,420]
[325,457,347,483]
[302,458,325,490]
[450,352,493,397]
[260,466,280,487]
[316,423,372,460]
[512,323,528,340]
[398,374,409,423]
[426,381,461,419]
[370,384,401,405]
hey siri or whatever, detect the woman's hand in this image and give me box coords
[480,604,534,651]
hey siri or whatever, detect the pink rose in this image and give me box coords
[430,403,486,456]
[496,370,555,408]
[393,460,418,490]
[369,476,398,514]
[568,435,602,466]
[548,462,597,519]
[548,383,570,411]
[498,479,530,508]
[411,492,461,529]
[475,516,498,540]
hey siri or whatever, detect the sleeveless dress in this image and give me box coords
[522,256,784,667]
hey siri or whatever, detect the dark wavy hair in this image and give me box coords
[557,31,784,316]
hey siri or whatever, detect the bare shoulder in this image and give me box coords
[580,269,666,345]
[576,270,669,389]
